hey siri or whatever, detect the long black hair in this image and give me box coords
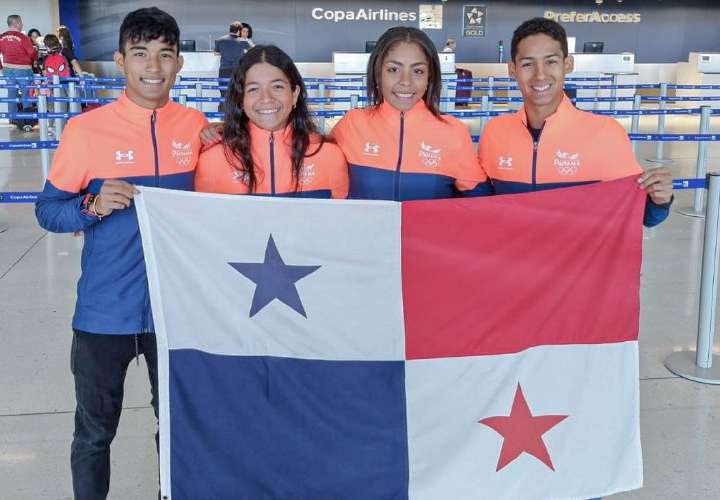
[222,45,321,193]
[366,26,442,117]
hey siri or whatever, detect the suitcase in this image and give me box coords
[455,68,473,107]
[11,102,39,132]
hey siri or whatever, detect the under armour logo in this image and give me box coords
[115,150,135,164]
[363,142,380,155]
[498,156,513,169]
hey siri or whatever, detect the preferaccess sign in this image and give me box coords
[463,5,486,38]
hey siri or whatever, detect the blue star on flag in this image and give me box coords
[229,234,321,318]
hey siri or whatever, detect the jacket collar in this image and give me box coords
[116,92,175,120]
[378,99,430,121]
[248,121,293,144]
[518,94,576,129]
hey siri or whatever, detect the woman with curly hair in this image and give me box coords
[196,45,348,198]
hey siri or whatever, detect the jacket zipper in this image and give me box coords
[394,112,405,201]
[151,111,160,187]
[269,132,276,195]
[528,126,543,189]
[142,111,160,341]
[531,139,538,188]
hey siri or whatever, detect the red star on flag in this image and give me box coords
[479,384,568,472]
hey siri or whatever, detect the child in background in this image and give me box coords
[42,34,70,78]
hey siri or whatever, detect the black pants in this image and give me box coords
[70,330,159,500]
[218,67,233,113]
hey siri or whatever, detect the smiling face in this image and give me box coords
[379,41,429,112]
[242,62,300,132]
[114,37,183,109]
[509,33,573,126]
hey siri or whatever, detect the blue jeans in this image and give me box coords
[2,67,34,114]
[70,330,159,500]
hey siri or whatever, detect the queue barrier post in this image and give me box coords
[52,75,65,138]
[609,74,618,112]
[665,173,720,384]
[318,83,326,133]
[350,94,359,109]
[194,82,203,113]
[648,83,672,164]
[359,76,367,108]
[678,106,712,218]
[480,95,490,135]
[440,81,448,113]
[631,94,641,153]
[38,95,51,181]
[68,82,81,115]
[488,76,495,99]
[179,94,187,107]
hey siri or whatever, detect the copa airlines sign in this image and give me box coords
[311,7,417,23]
[544,10,641,23]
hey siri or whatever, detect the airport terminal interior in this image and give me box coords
[1,0,720,499]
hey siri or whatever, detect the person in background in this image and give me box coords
[214,21,253,110]
[196,45,348,198]
[28,28,47,71]
[42,34,70,78]
[442,37,456,53]
[56,24,84,76]
[0,15,37,113]
[240,22,255,46]
[330,26,490,201]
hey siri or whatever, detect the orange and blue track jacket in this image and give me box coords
[196,122,348,198]
[478,96,670,227]
[35,93,208,334]
[331,100,491,201]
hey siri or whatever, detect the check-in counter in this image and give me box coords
[676,53,720,109]
[331,52,457,111]
[572,52,637,111]
[177,51,221,113]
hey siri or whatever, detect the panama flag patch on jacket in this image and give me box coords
[136,176,645,500]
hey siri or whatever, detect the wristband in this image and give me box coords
[81,193,103,220]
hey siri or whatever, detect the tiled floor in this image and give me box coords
[1,110,719,500]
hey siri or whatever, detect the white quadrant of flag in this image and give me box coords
[136,188,405,360]
[406,342,642,500]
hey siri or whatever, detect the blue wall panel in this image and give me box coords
[59,0,720,63]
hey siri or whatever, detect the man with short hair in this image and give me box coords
[0,15,38,114]
[214,20,252,108]
[478,17,673,226]
[35,7,207,499]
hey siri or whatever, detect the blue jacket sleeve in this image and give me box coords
[643,195,673,227]
[35,181,99,233]
[460,180,495,197]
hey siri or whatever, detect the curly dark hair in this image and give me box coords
[118,7,180,55]
[366,26,442,117]
[222,45,322,194]
[511,17,568,62]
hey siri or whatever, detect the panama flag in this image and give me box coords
[136,176,645,500]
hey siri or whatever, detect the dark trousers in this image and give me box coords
[70,330,159,500]
[218,67,233,113]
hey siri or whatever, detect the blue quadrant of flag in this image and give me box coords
[169,350,409,500]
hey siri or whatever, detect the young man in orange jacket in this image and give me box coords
[478,18,673,226]
[35,8,207,499]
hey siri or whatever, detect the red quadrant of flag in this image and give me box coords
[402,176,645,360]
